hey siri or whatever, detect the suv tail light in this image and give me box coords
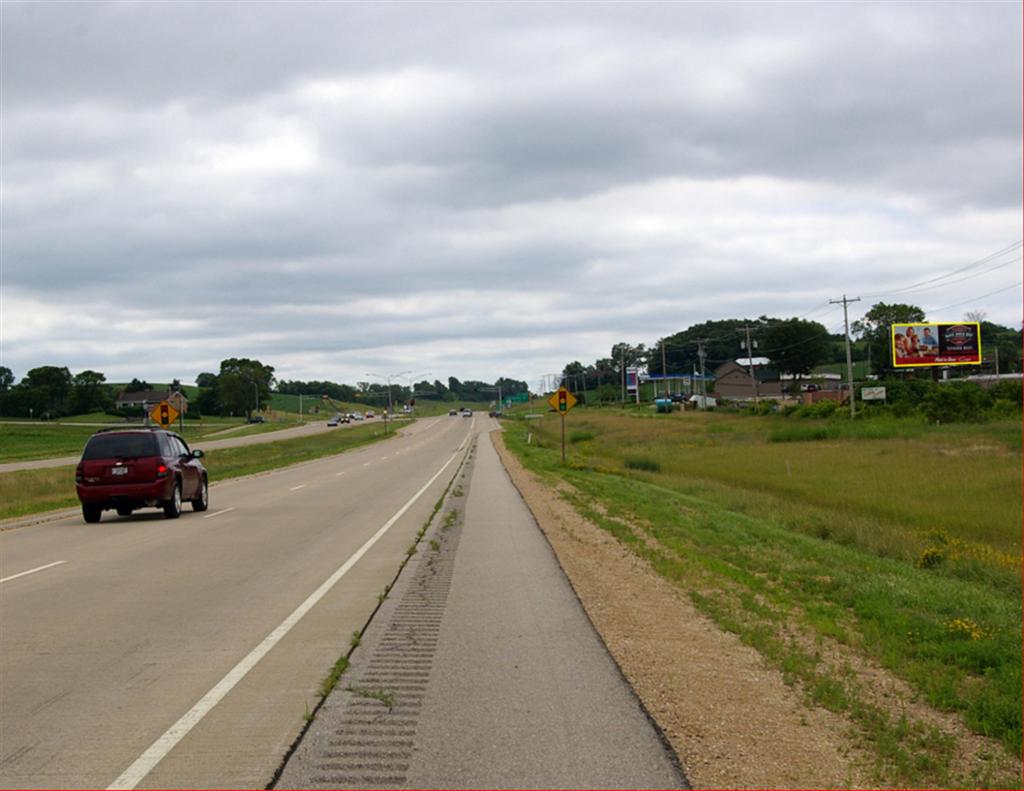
[75,464,84,484]
[156,464,168,479]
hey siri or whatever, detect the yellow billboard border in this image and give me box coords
[891,321,982,368]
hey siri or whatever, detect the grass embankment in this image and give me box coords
[0,423,391,521]
[0,418,301,464]
[504,410,1021,787]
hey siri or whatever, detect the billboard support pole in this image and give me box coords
[831,294,861,419]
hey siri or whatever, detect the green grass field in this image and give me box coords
[504,409,1021,787]
[0,417,299,464]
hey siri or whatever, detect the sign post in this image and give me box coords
[547,386,578,462]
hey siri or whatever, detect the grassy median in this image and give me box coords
[504,409,1021,787]
[0,423,392,521]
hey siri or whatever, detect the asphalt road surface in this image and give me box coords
[277,431,686,789]
[0,415,475,789]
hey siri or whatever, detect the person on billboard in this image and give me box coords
[920,327,939,351]
[905,326,921,354]
[893,333,909,359]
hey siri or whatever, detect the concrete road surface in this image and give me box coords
[0,415,474,789]
[277,430,687,789]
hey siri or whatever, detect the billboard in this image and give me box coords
[892,322,981,368]
[625,367,638,394]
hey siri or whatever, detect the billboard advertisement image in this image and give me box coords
[892,322,981,368]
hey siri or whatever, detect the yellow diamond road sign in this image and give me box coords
[548,386,577,413]
[150,400,179,427]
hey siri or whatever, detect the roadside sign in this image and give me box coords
[150,400,178,428]
[861,386,887,402]
[548,387,577,413]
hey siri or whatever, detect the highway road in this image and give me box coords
[0,414,478,789]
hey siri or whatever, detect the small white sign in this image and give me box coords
[861,386,887,401]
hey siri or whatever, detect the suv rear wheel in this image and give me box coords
[191,477,209,512]
[163,481,182,519]
[82,504,102,523]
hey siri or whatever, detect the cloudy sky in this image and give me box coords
[2,1,1021,390]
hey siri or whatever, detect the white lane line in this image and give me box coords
[335,471,346,477]
[363,462,372,467]
[106,443,466,791]
[1,560,67,584]
[202,508,235,520]
[289,485,306,492]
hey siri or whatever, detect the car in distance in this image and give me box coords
[75,428,208,523]
[461,408,472,417]
[365,411,375,419]
[448,409,458,416]
[248,415,265,424]
[327,415,340,427]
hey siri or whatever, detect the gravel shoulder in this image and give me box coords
[493,432,881,789]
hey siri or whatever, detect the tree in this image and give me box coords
[69,370,112,415]
[217,358,275,420]
[22,366,73,417]
[124,378,151,394]
[0,366,13,393]
[762,319,831,390]
[196,372,218,388]
[851,303,926,376]
[978,321,1022,373]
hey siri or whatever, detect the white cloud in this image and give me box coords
[1,2,1020,386]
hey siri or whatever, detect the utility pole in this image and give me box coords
[742,325,759,405]
[830,294,861,418]
[661,338,668,398]
[620,346,626,404]
[696,339,708,409]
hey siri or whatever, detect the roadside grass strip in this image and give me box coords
[504,415,1021,788]
[0,424,391,521]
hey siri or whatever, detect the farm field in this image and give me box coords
[503,408,1022,787]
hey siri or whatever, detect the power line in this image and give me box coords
[860,240,1022,299]
[924,280,1024,316]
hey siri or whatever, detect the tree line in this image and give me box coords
[0,359,529,420]
[560,303,1021,396]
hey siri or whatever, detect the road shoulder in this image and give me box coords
[492,430,874,789]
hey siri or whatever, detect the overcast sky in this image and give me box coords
[2,1,1021,390]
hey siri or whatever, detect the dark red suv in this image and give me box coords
[75,428,209,523]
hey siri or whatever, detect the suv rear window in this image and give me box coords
[82,433,159,460]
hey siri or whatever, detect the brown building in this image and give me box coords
[712,360,784,400]
[116,390,189,414]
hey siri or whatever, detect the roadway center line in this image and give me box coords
[203,508,235,520]
[106,442,467,791]
[289,485,306,491]
[335,471,346,477]
[1,560,67,584]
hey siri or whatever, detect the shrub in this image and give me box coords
[624,456,661,472]
[919,382,989,423]
[569,430,595,443]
